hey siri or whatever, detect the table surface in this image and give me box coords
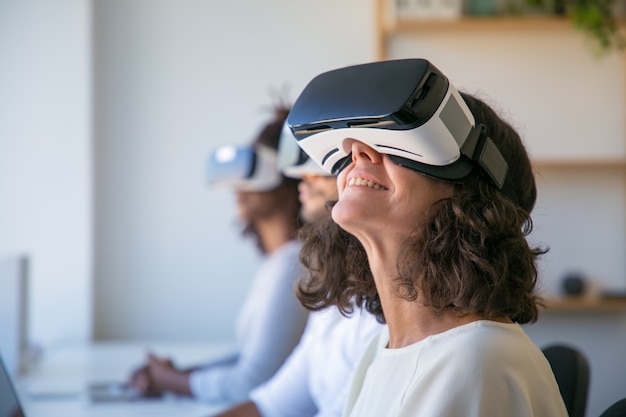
[14,340,238,417]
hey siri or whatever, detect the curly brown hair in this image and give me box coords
[240,106,302,254]
[296,92,546,324]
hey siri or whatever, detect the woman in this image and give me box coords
[128,107,309,405]
[292,60,568,416]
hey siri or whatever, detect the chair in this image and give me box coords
[598,398,626,417]
[542,344,590,417]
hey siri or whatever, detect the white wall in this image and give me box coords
[91,0,376,342]
[0,0,92,349]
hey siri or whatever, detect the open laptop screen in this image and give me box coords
[0,354,25,417]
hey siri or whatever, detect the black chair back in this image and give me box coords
[599,398,626,417]
[542,344,590,417]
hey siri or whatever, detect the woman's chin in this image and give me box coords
[331,202,368,236]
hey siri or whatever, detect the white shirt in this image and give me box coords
[344,320,568,417]
[251,308,383,417]
[189,240,309,404]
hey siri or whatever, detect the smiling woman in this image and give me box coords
[291,59,568,417]
[333,141,454,248]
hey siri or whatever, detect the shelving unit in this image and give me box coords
[543,296,626,312]
[533,159,626,170]
[392,16,571,31]
[374,0,626,313]
[375,0,580,60]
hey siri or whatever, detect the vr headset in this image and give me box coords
[206,144,283,191]
[277,121,330,179]
[287,59,508,189]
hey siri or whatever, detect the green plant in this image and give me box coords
[525,0,625,53]
[569,0,624,52]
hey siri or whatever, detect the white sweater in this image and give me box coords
[344,320,568,417]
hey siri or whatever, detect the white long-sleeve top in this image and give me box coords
[343,320,568,417]
[250,307,383,417]
[189,240,309,404]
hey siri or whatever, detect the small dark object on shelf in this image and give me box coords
[562,273,587,296]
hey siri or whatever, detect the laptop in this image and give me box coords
[86,380,163,403]
[0,353,26,417]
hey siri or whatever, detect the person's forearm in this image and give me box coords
[158,368,193,396]
[211,401,262,417]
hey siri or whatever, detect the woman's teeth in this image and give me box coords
[348,177,387,190]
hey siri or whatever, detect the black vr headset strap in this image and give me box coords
[460,124,508,189]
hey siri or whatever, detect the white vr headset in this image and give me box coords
[287,59,508,189]
[206,144,283,191]
[277,121,330,179]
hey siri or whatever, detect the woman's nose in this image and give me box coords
[350,140,383,165]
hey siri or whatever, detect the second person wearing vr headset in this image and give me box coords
[128,107,309,405]
[289,59,567,417]
[211,130,384,417]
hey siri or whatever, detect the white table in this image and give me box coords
[14,340,238,417]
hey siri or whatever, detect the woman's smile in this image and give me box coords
[347,176,388,190]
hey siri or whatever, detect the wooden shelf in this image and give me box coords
[374,0,579,63]
[387,16,572,34]
[532,159,626,170]
[542,296,626,312]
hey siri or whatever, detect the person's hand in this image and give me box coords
[128,352,193,396]
[128,360,150,392]
[144,353,177,392]
[128,352,176,394]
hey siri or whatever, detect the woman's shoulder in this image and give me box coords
[261,240,303,271]
[249,240,305,290]
[432,319,524,342]
[270,239,302,259]
[424,320,539,362]
[421,320,554,383]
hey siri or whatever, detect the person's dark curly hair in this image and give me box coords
[296,92,546,324]
[240,106,302,254]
